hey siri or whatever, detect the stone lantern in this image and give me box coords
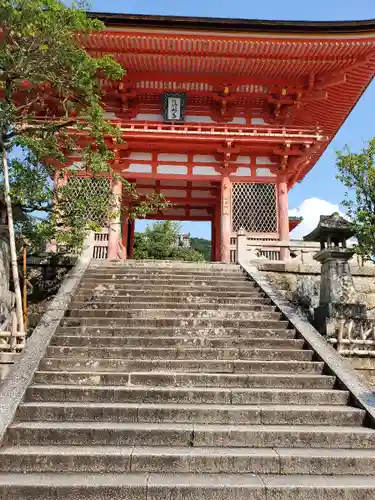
[304,213,366,335]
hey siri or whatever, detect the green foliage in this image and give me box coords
[171,246,205,262]
[190,237,211,261]
[336,138,375,260]
[133,221,205,262]
[0,0,166,251]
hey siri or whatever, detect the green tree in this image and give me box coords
[336,138,375,261]
[190,237,211,261]
[0,0,165,332]
[133,221,205,261]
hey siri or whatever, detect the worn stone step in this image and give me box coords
[16,402,365,426]
[91,261,240,270]
[51,334,303,349]
[6,422,375,448]
[74,290,264,300]
[25,384,350,405]
[55,325,296,339]
[32,371,335,389]
[1,472,375,500]
[0,445,278,474]
[4,445,375,475]
[72,295,271,305]
[38,359,323,375]
[65,307,279,320]
[69,300,274,311]
[60,317,287,329]
[84,271,245,279]
[46,344,312,361]
[78,282,258,293]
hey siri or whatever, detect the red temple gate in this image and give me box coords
[56,14,375,261]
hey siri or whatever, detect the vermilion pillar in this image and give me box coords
[128,219,135,259]
[214,203,221,262]
[221,175,231,263]
[277,174,290,260]
[107,179,122,260]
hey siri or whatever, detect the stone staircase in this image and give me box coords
[1,260,375,498]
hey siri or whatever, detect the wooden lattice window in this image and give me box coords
[64,177,111,226]
[232,183,277,233]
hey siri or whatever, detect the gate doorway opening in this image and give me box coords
[129,219,213,261]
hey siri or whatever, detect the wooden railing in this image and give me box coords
[93,230,109,260]
[0,310,24,353]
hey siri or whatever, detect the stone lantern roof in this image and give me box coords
[303,213,354,244]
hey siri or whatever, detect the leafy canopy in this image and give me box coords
[0,0,165,250]
[336,138,375,260]
[133,221,206,262]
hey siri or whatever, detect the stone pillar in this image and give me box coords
[277,174,290,261]
[220,175,231,263]
[107,179,122,260]
[236,228,247,265]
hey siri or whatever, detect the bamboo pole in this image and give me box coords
[0,144,25,336]
[23,245,28,331]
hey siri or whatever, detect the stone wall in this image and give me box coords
[258,261,375,317]
[257,260,375,384]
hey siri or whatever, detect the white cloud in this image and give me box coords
[289,198,342,240]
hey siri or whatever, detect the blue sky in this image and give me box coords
[88,0,375,239]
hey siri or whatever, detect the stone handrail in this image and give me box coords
[237,231,375,356]
[0,232,95,441]
[236,229,375,426]
[238,235,368,266]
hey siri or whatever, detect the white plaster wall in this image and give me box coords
[232,167,252,177]
[132,113,164,121]
[193,155,219,163]
[158,153,188,162]
[158,165,188,175]
[256,157,274,165]
[256,167,276,177]
[193,166,220,176]
[127,164,152,173]
[129,152,153,160]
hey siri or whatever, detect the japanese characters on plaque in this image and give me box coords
[163,92,186,122]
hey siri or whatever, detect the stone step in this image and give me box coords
[2,445,375,475]
[90,261,239,269]
[60,317,287,328]
[74,290,264,300]
[72,295,271,305]
[51,335,303,349]
[80,274,254,283]
[32,371,335,389]
[68,300,274,311]
[16,402,365,426]
[55,326,296,339]
[46,344,312,361]
[6,422,375,448]
[88,259,242,273]
[1,472,375,500]
[65,307,279,319]
[79,277,257,292]
[84,271,245,279]
[38,359,323,375]
[25,384,350,405]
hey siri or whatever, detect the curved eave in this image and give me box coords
[88,12,375,35]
